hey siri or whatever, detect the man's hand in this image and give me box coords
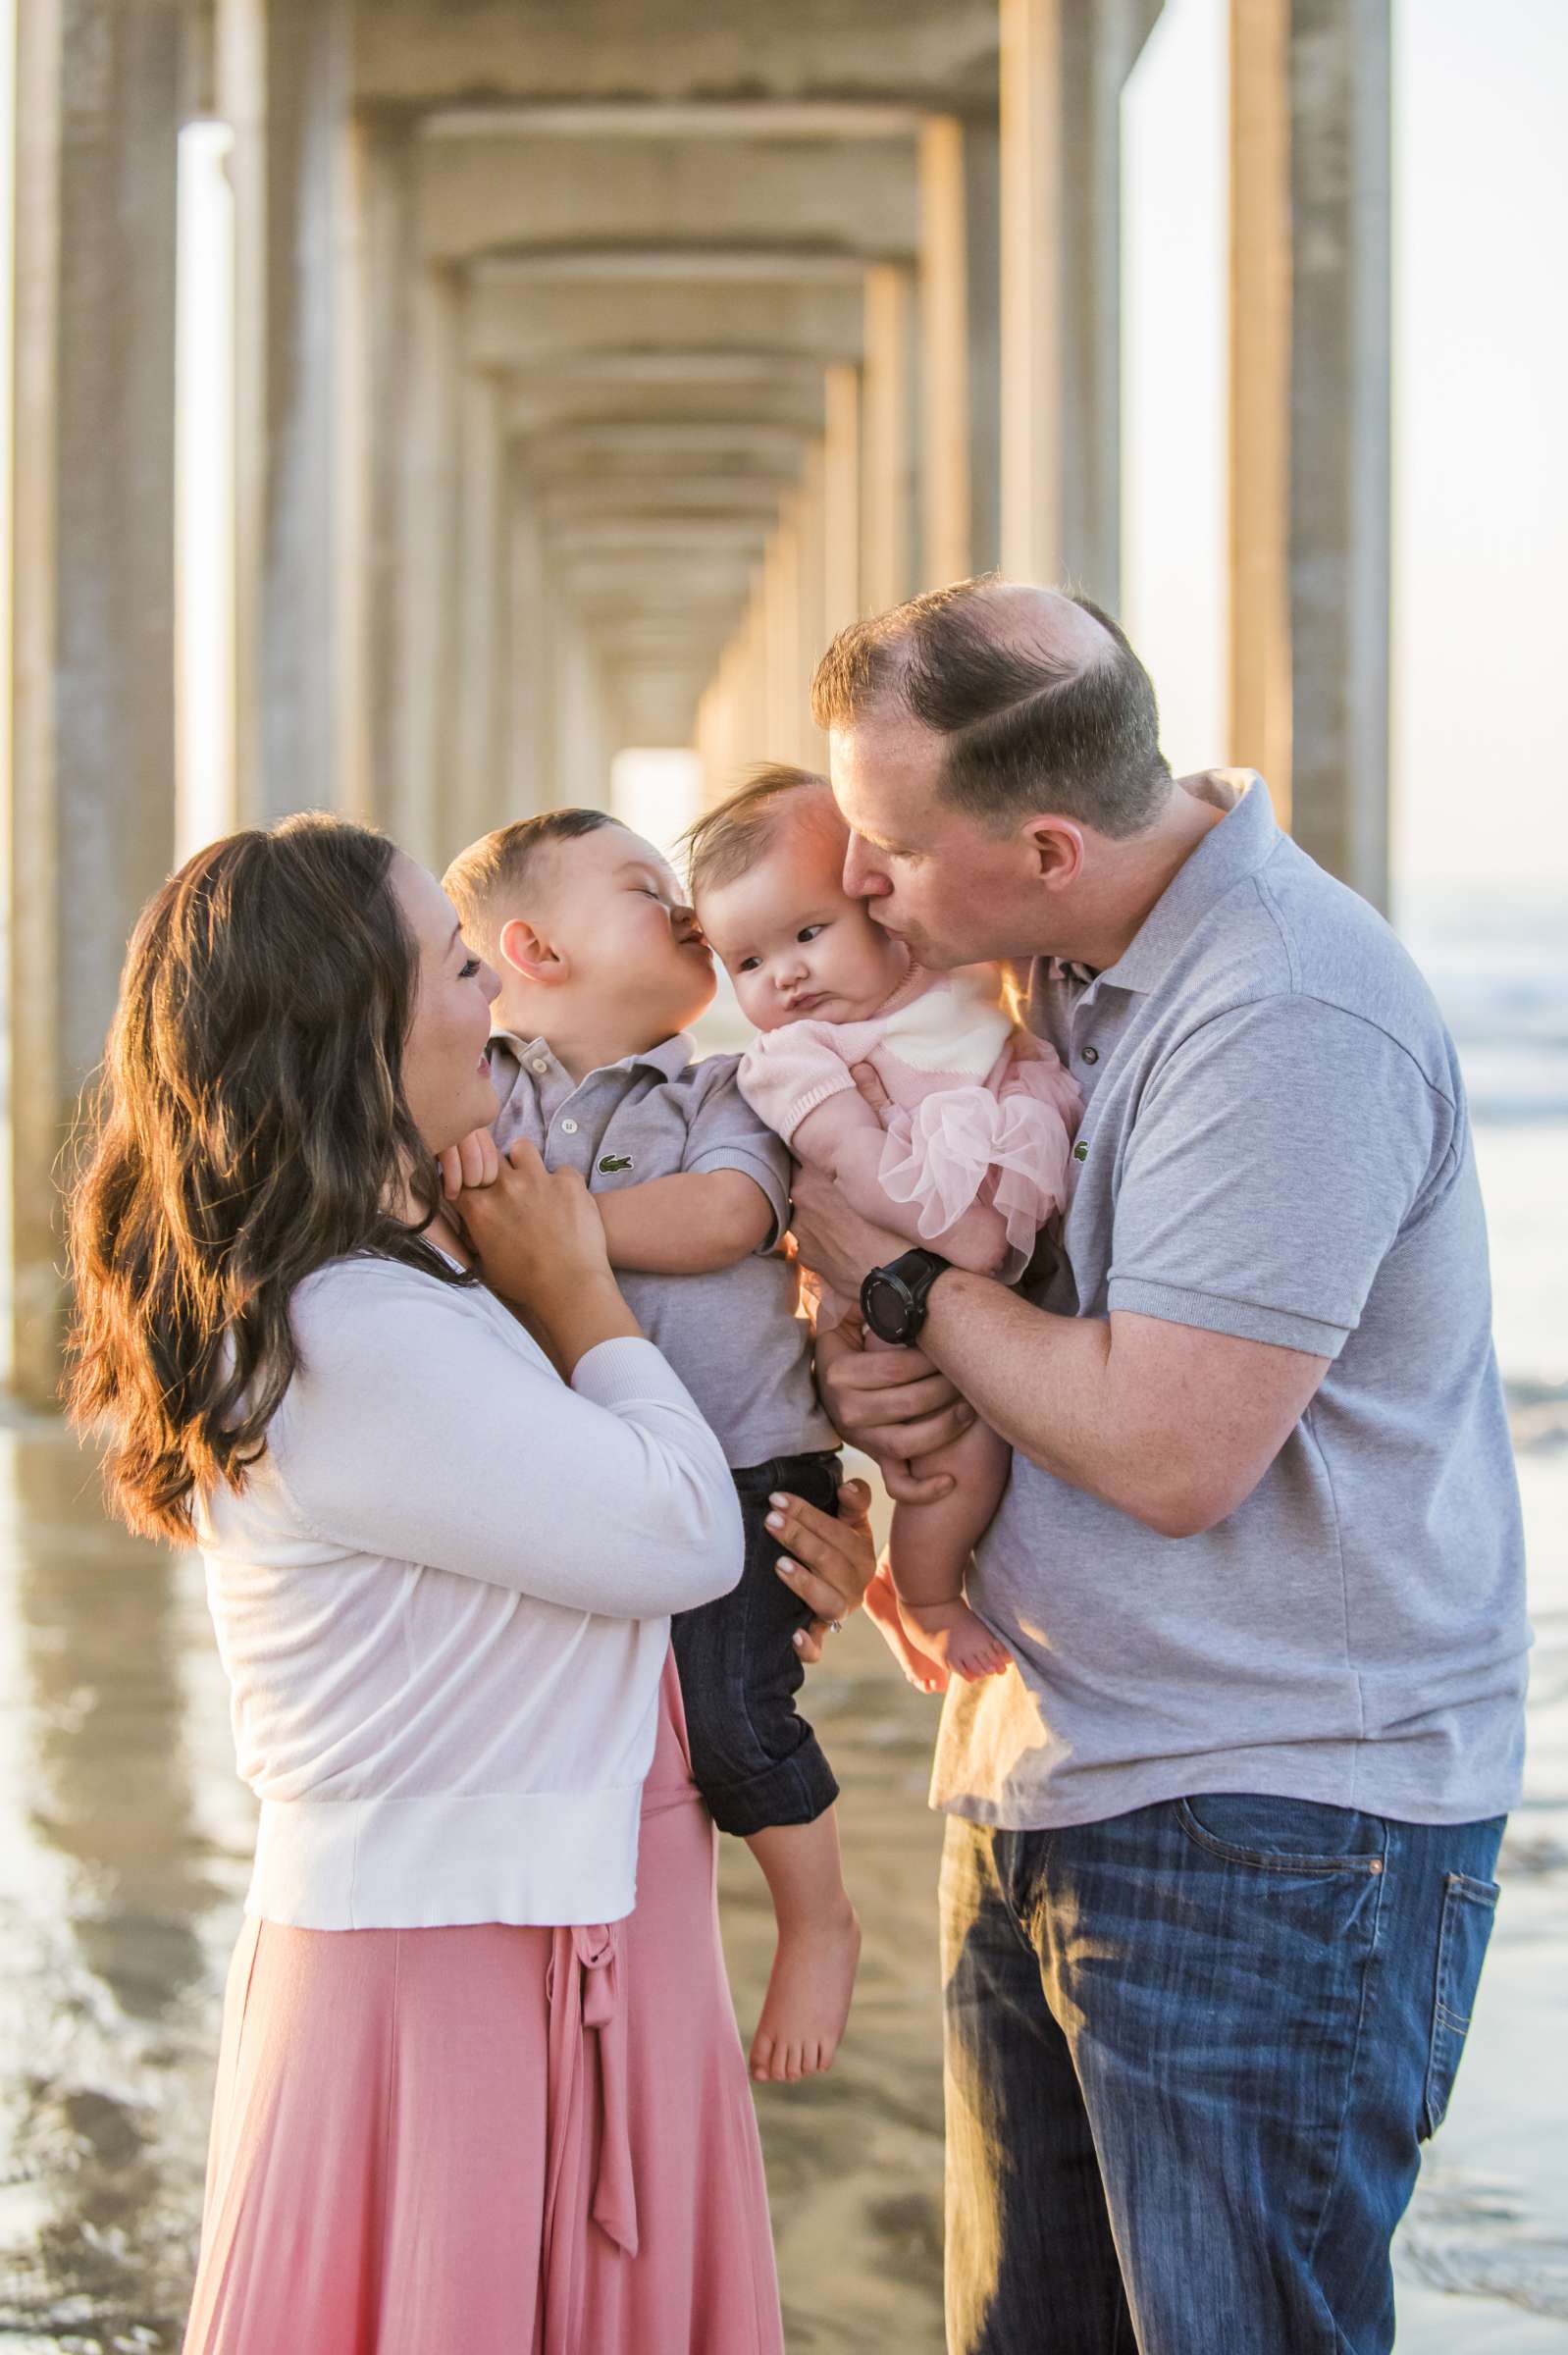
[790,1163,909,1301]
[813,1318,974,1503]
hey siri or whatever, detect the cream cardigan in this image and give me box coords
[195,1254,742,1930]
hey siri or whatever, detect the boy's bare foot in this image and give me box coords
[750,1899,862,2086]
[904,1597,1012,1684]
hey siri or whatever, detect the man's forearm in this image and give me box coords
[919,1271,1126,1506]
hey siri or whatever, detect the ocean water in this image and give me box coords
[0,883,1563,2348]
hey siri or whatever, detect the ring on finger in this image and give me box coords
[829,1618,844,1635]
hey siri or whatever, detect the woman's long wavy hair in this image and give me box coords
[66,812,469,1543]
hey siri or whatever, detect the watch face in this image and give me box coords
[863,1274,907,1339]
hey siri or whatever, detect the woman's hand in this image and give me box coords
[452,1138,640,1371]
[766,1477,876,1663]
[439,1126,499,1200]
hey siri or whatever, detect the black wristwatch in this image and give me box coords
[860,1248,951,1345]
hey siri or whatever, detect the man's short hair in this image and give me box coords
[443,809,616,950]
[682,764,842,901]
[810,576,1173,838]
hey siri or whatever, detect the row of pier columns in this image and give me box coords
[5,0,1391,1398]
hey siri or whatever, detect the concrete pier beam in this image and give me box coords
[7,0,182,1400]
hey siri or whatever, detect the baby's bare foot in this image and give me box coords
[750,1901,862,2086]
[905,1598,1013,1684]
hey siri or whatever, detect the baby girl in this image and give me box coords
[690,766,1081,1683]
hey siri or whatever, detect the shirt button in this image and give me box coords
[531,1057,549,1074]
[1072,1141,1088,1163]
[1081,1045,1100,1065]
[560,1118,579,1135]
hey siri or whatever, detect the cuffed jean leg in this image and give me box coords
[940,1815,1136,2355]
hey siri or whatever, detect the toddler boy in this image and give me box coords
[443,809,861,2083]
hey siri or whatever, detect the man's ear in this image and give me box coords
[497,914,568,986]
[1022,816,1085,890]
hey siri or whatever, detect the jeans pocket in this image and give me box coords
[1421,1870,1500,2141]
[1174,1793,1385,1874]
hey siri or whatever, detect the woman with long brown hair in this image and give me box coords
[68,814,872,2352]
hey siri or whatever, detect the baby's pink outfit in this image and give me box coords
[738,960,1082,1283]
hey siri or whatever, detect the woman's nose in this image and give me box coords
[482,961,501,1002]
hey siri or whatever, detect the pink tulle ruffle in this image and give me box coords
[877,1058,1079,1278]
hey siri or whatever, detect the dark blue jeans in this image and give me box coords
[670,1450,842,1838]
[940,1795,1505,2353]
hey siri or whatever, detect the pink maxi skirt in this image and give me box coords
[183,1654,784,2355]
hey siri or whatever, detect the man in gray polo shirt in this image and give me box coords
[790,578,1529,2354]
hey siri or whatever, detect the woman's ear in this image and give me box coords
[497,915,568,986]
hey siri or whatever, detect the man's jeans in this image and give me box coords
[940,1796,1505,2353]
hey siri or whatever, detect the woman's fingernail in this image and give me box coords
[777,1557,799,1577]
[765,1511,783,1530]
[792,1631,807,1649]
[768,1492,788,1509]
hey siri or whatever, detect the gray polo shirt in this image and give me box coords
[933,774,1529,1830]
[489,1030,835,1470]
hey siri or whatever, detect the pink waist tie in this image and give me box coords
[540,1921,637,2353]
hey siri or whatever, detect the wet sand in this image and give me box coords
[0,1392,1563,2350]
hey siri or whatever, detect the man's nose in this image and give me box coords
[843,833,887,900]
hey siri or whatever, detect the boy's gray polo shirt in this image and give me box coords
[488,1030,835,1470]
[933,774,1529,1831]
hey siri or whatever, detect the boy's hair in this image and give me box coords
[683,765,844,902]
[443,808,617,953]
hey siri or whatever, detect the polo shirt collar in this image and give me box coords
[490,1026,695,1083]
[1092,771,1280,998]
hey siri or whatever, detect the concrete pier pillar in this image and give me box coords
[999,0,1063,582]
[919,117,971,589]
[862,264,915,611]
[252,0,356,819]
[1059,0,1159,603]
[392,265,461,869]
[1229,0,1293,824]
[450,372,508,853]
[962,118,1004,576]
[551,618,611,809]
[7,0,182,1400]
[506,461,551,819]
[1286,0,1391,909]
[796,444,829,760]
[353,119,416,835]
[822,362,862,632]
[216,0,268,825]
[1227,0,1390,906]
[763,513,804,762]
